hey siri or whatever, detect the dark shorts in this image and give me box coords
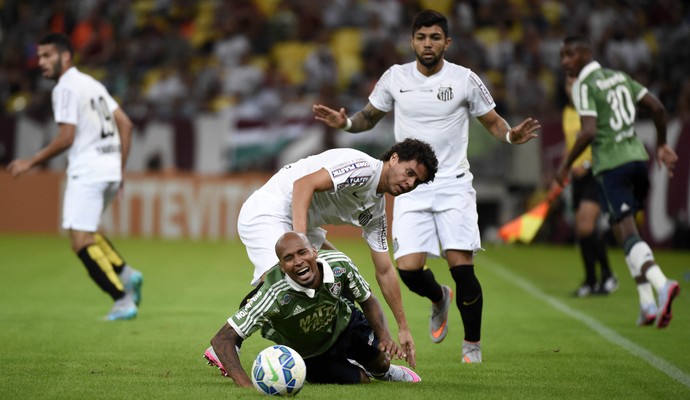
[304,308,380,384]
[572,170,601,210]
[595,161,649,223]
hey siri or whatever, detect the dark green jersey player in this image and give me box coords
[557,36,680,329]
[571,64,649,176]
[232,248,372,359]
[206,232,421,387]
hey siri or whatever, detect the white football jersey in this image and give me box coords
[258,148,388,252]
[53,67,122,182]
[369,60,495,178]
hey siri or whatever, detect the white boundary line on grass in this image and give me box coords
[483,258,690,389]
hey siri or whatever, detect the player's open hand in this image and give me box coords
[510,117,541,144]
[312,104,348,129]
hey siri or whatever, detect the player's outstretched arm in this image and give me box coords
[370,249,416,368]
[477,109,540,144]
[210,323,253,388]
[312,102,387,133]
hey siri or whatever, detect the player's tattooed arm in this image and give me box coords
[349,103,387,133]
[210,323,253,388]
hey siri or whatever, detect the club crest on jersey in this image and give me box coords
[332,267,345,277]
[279,293,295,305]
[329,282,342,297]
[358,210,373,225]
[437,86,453,102]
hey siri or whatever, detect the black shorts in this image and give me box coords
[572,170,601,210]
[596,161,649,223]
[304,308,380,384]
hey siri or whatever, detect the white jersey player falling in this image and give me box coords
[54,67,123,182]
[238,148,388,285]
[369,60,495,258]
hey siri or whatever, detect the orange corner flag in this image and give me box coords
[498,184,564,244]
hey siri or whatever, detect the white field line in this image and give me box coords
[483,257,690,389]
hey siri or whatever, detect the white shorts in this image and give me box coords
[62,178,120,232]
[392,172,481,260]
[238,191,327,286]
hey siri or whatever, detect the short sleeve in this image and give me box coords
[52,86,79,125]
[368,67,394,113]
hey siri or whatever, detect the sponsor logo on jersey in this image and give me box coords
[291,305,305,316]
[399,88,433,93]
[437,86,453,102]
[377,215,387,249]
[279,293,294,305]
[620,203,630,213]
[96,144,121,154]
[329,282,342,297]
[470,73,494,105]
[332,267,345,277]
[331,161,370,177]
[595,73,626,90]
[348,279,363,299]
[299,304,336,333]
[336,176,370,190]
[393,238,399,253]
[358,210,373,226]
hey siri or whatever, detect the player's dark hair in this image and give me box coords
[38,33,74,57]
[381,138,438,183]
[411,9,448,37]
[563,35,592,52]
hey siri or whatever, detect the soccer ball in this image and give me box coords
[251,345,307,396]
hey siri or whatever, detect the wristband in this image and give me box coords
[505,130,512,144]
[343,117,352,131]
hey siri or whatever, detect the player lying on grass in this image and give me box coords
[205,231,421,385]
[232,138,438,367]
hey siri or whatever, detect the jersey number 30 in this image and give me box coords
[605,85,636,131]
[90,96,116,139]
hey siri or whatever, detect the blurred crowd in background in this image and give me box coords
[1,0,689,246]
[1,0,689,169]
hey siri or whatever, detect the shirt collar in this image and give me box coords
[283,258,334,298]
[578,61,601,82]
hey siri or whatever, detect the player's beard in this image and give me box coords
[415,50,442,69]
[46,59,63,81]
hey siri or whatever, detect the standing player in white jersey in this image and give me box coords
[7,33,143,321]
[313,10,541,363]
[224,138,438,368]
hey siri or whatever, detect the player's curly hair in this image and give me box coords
[380,138,438,183]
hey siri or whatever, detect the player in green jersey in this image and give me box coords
[557,36,680,328]
[205,232,421,386]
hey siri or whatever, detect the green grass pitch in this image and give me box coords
[1,234,688,399]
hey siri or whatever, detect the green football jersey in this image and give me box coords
[572,61,650,175]
[229,249,372,359]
